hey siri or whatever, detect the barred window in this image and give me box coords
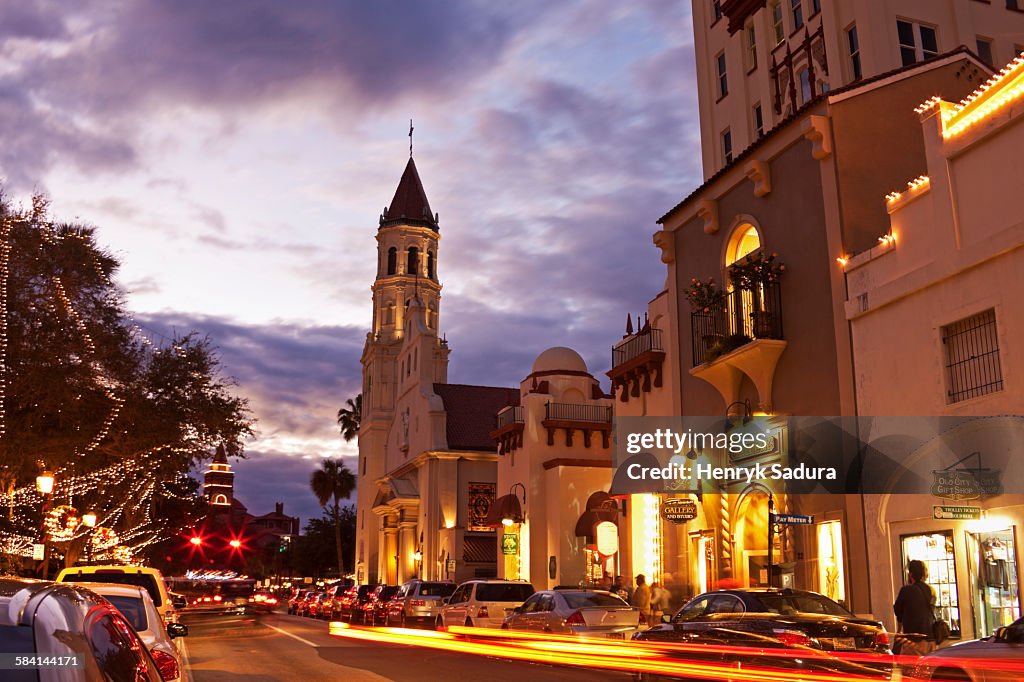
[942,309,1003,403]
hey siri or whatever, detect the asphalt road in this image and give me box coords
[179,609,635,682]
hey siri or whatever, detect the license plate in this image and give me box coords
[606,632,625,639]
[829,637,856,650]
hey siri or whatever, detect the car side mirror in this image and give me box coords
[172,595,187,609]
[167,623,189,639]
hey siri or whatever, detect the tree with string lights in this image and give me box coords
[0,194,254,570]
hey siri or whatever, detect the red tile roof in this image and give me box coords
[382,157,438,230]
[432,383,519,451]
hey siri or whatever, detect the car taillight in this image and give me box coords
[409,600,425,606]
[267,598,278,605]
[772,629,812,647]
[213,595,222,602]
[565,610,586,627]
[874,630,890,647]
[477,606,489,618]
[150,649,179,681]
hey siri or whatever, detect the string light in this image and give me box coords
[943,52,1024,138]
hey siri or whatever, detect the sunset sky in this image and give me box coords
[0,1,702,525]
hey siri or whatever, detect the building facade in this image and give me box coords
[692,0,1024,177]
[845,54,1024,639]
[354,157,518,586]
[614,50,991,615]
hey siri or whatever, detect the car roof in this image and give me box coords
[83,584,149,599]
[0,578,111,627]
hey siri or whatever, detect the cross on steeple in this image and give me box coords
[409,119,414,158]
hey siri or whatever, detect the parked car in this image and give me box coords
[503,589,642,639]
[295,590,320,617]
[632,588,892,681]
[363,585,400,626]
[438,580,536,629]
[337,585,378,622]
[56,564,177,625]
[85,584,189,682]
[306,592,332,619]
[322,583,351,620]
[0,577,165,682]
[918,617,1024,681]
[288,589,313,615]
[386,580,456,627]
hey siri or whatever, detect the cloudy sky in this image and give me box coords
[0,1,702,526]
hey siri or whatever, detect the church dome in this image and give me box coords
[531,346,588,374]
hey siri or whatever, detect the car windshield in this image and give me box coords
[562,592,628,609]
[417,583,455,597]
[755,593,852,617]
[64,573,162,606]
[105,595,149,632]
[476,584,535,602]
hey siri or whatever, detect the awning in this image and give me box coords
[574,491,619,540]
[482,493,524,527]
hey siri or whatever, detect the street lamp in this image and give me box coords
[82,510,97,565]
[501,483,527,526]
[36,469,55,579]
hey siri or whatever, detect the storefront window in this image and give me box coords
[817,521,846,605]
[967,528,1020,638]
[901,531,961,638]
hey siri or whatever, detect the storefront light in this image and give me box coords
[966,516,1013,534]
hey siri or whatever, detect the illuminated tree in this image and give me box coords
[0,194,254,566]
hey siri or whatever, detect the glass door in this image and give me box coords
[967,528,1020,638]
[901,531,961,638]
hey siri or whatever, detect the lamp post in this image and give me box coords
[82,510,97,566]
[35,470,54,579]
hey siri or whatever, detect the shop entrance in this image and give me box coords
[690,531,715,594]
[735,491,770,587]
[901,531,962,638]
[967,528,1021,638]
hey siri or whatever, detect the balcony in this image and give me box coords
[542,402,612,449]
[490,405,525,454]
[608,328,666,403]
[689,282,787,413]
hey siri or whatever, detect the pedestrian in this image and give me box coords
[613,575,632,602]
[632,574,652,624]
[894,559,937,656]
[650,581,670,623]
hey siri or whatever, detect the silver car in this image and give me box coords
[502,589,642,639]
[919,618,1024,681]
[386,580,456,627]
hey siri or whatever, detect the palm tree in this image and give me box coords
[337,394,362,442]
[310,459,356,578]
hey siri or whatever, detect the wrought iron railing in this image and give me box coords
[611,328,664,369]
[494,405,524,430]
[544,402,612,423]
[691,282,784,367]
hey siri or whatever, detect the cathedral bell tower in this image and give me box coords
[355,154,450,583]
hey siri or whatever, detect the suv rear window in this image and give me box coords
[416,583,455,597]
[64,573,162,607]
[476,584,535,602]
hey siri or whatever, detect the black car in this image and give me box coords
[363,585,400,626]
[337,584,379,623]
[0,578,166,682]
[633,588,892,680]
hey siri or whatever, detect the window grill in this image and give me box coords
[942,309,1003,403]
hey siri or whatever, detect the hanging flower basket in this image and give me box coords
[729,252,786,290]
[684,277,727,312]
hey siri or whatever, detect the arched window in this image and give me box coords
[407,247,419,275]
[384,304,395,325]
[427,251,435,279]
[726,224,761,266]
[213,494,228,505]
[799,68,812,103]
[387,247,397,276]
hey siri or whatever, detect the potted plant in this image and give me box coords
[728,252,785,290]
[685,277,726,313]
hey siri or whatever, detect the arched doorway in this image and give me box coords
[733,487,771,587]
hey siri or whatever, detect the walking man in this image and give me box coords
[894,559,937,656]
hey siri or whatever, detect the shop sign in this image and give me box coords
[596,521,619,555]
[772,513,814,525]
[661,498,698,523]
[502,533,519,556]
[32,544,44,561]
[931,469,1002,500]
[933,505,982,520]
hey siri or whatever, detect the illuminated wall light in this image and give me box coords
[885,192,902,203]
[836,256,849,267]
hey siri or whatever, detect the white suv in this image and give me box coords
[438,580,535,628]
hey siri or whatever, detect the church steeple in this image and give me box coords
[381,158,438,231]
[203,444,234,507]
